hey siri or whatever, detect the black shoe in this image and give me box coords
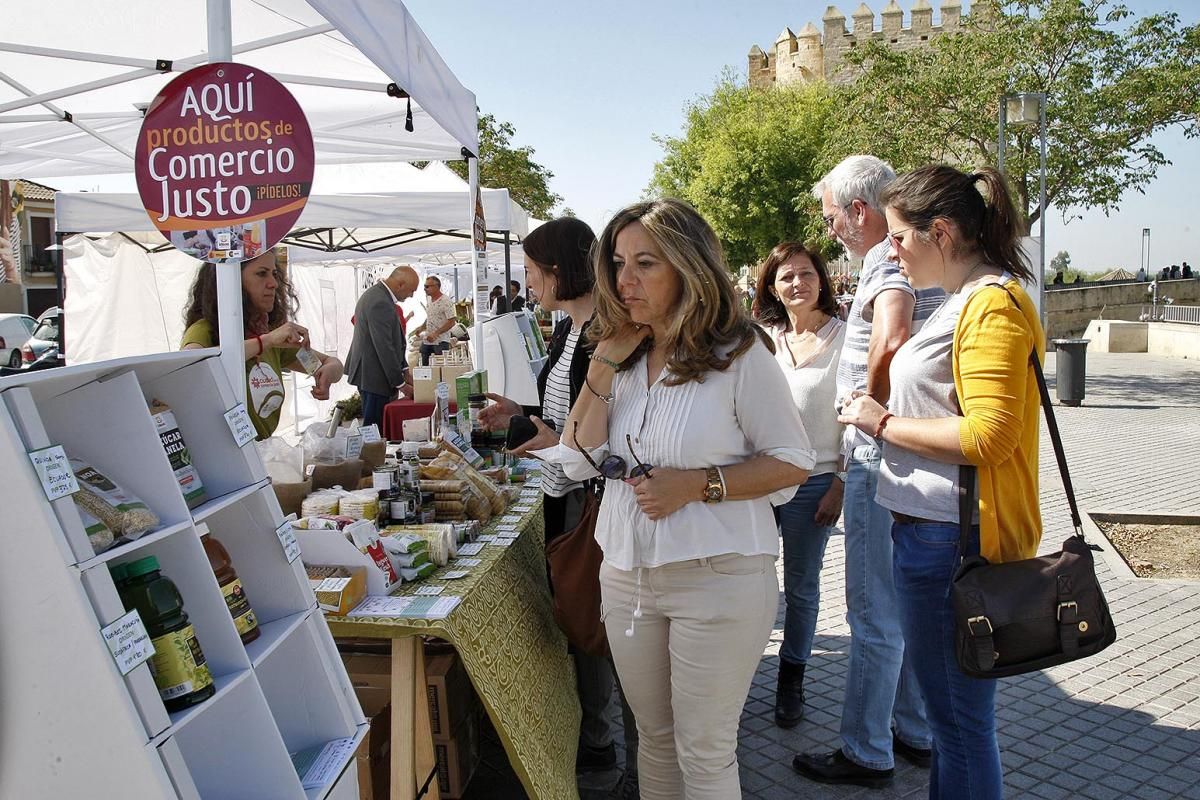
[774,658,806,729]
[576,742,617,774]
[892,732,933,769]
[792,749,894,789]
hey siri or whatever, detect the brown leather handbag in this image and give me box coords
[952,350,1116,678]
[544,484,609,657]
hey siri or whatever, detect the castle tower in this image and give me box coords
[941,0,962,29]
[796,22,824,82]
[774,27,799,84]
[881,0,904,35]
[748,44,772,88]
[912,0,934,34]
[852,3,875,36]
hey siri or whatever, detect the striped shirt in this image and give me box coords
[836,239,945,452]
[540,327,584,498]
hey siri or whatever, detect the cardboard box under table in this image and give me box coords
[324,497,581,800]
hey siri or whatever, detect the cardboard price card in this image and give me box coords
[224,404,256,447]
[134,63,315,264]
[101,609,155,676]
[27,445,79,502]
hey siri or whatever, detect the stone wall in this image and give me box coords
[1045,279,1200,340]
[749,1,964,88]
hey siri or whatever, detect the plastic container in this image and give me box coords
[198,525,260,645]
[121,555,216,712]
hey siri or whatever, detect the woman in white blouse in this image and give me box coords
[560,199,815,800]
[752,242,846,730]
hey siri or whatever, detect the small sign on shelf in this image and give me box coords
[27,445,79,502]
[275,520,302,563]
[224,404,256,448]
[101,608,155,676]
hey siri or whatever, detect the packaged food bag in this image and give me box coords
[149,399,207,508]
[70,457,159,539]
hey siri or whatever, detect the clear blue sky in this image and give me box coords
[405,0,1198,273]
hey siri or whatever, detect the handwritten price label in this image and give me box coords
[224,404,255,447]
[101,609,154,676]
[275,520,301,563]
[28,445,79,502]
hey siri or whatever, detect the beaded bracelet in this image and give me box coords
[589,353,621,371]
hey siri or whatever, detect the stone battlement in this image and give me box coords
[749,1,964,87]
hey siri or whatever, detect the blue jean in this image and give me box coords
[778,472,835,665]
[360,390,391,431]
[892,521,1001,800]
[840,443,930,769]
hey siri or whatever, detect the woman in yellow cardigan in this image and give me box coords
[838,164,1043,800]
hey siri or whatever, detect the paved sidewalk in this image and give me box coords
[468,352,1200,799]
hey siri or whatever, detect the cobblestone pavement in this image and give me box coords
[468,352,1200,799]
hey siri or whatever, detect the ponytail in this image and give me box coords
[973,168,1033,283]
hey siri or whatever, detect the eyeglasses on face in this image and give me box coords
[572,422,654,480]
[886,226,916,249]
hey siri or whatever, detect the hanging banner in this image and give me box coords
[471,185,489,317]
[134,63,315,264]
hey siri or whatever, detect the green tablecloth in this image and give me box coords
[327,498,581,800]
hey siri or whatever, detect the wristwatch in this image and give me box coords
[703,466,725,503]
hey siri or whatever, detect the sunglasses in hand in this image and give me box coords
[572,422,654,480]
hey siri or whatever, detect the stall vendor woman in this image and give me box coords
[181,249,343,439]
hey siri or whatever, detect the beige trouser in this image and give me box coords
[600,554,778,800]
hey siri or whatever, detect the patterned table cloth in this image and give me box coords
[327,499,581,800]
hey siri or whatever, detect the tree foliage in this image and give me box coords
[448,113,562,220]
[1049,250,1072,272]
[647,75,836,267]
[826,0,1199,231]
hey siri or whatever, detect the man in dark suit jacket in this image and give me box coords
[346,266,418,429]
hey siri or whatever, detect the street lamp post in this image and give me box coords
[1141,227,1151,277]
[998,92,1048,328]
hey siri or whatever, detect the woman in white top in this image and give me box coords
[751,242,846,730]
[560,199,815,800]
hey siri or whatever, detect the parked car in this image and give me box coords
[21,308,60,367]
[0,312,38,368]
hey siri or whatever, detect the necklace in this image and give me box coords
[951,260,991,294]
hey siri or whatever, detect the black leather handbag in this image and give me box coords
[952,350,1116,679]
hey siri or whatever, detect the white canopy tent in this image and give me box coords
[0,0,489,396]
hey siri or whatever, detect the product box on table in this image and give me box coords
[412,366,437,404]
[435,705,480,799]
[454,370,488,418]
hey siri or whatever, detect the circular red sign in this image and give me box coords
[134,63,314,264]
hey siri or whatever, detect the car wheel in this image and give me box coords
[8,350,20,368]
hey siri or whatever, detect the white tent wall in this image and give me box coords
[63,233,200,363]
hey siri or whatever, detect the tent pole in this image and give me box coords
[504,232,512,310]
[208,0,244,403]
[469,155,485,371]
[55,230,65,365]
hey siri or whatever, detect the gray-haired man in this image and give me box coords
[792,155,943,788]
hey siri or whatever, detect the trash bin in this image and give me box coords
[1051,339,1089,406]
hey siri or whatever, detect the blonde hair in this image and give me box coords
[590,198,764,385]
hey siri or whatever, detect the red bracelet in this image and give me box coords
[254,333,264,355]
[874,412,894,439]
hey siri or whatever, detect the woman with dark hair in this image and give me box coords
[558,199,814,799]
[181,248,343,440]
[752,242,846,729]
[476,217,640,795]
[838,165,1044,799]
[488,284,504,314]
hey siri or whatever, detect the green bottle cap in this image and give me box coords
[109,563,129,584]
[126,555,161,579]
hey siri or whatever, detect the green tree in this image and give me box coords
[448,113,562,219]
[1049,250,1072,272]
[647,75,836,267]
[824,0,1199,231]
